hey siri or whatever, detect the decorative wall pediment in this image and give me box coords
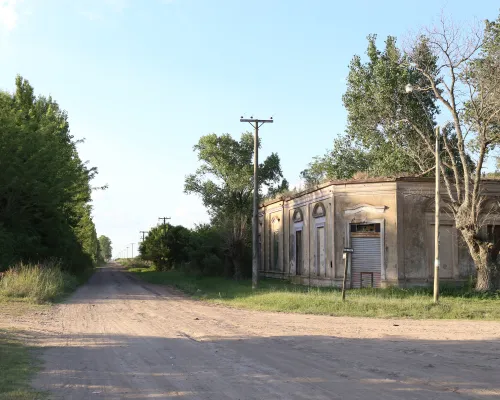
[292,209,303,222]
[344,204,387,216]
[312,202,326,218]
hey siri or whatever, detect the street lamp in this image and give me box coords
[405,83,440,303]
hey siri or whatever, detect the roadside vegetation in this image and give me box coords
[128,265,500,320]
[0,76,108,281]
[0,263,78,304]
[0,330,45,400]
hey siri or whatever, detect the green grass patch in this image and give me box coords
[0,263,78,304]
[0,330,45,400]
[129,267,500,319]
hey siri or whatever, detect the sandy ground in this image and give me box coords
[3,263,500,399]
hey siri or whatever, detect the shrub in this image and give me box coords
[0,261,77,303]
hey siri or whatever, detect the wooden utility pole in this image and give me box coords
[158,217,171,236]
[140,231,148,241]
[240,117,274,290]
[434,126,440,303]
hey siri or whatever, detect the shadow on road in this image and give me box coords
[21,329,500,400]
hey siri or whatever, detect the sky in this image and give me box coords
[1,0,498,257]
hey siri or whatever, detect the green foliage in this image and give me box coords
[341,35,437,175]
[0,76,101,274]
[301,137,371,186]
[98,236,113,262]
[139,224,194,271]
[0,262,78,304]
[138,223,226,276]
[184,132,286,279]
[302,35,440,185]
[187,224,225,276]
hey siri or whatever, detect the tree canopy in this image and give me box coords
[184,132,287,279]
[0,76,101,273]
[98,236,113,262]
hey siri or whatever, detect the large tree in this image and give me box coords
[184,132,287,279]
[301,35,440,187]
[139,224,192,270]
[399,15,500,291]
[98,236,113,262]
[0,76,101,273]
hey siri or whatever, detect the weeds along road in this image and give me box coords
[13,264,500,399]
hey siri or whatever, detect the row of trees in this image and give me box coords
[0,76,105,274]
[301,13,500,290]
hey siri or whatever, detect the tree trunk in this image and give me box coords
[476,263,493,292]
[461,229,496,291]
[232,256,242,281]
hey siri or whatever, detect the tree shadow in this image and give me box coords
[17,329,500,400]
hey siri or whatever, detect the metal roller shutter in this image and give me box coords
[351,237,381,288]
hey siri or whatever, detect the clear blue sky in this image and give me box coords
[1,0,498,257]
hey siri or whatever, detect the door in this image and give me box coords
[351,223,382,288]
[317,226,326,276]
[295,230,302,275]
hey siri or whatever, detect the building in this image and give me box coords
[258,177,500,288]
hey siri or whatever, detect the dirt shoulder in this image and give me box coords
[3,264,500,399]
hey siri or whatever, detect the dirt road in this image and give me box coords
[8,264,500,399]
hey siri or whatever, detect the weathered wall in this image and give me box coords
[260,179,500,287]
[333,182,398,287]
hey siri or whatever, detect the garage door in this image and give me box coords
[351,224,382,288]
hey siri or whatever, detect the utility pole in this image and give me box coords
[240,116,274,290]
[158,217,171,235]
[434,126,440,303]
[405,84,440,303]
[130,243,134,259]
[140,231,147,241]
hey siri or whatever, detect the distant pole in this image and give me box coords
[140,231,147,241]
[434,126,440,303]
[240,116,274,290]
[158,217,171,236]
[130,243,134,259]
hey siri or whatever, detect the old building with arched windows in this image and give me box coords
[258,177,500,288]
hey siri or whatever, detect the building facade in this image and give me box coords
[258,177,500,288]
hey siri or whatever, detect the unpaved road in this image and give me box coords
[6,264,500,399]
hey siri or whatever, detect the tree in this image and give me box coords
[302,35,443,187]
[343,35,440,176]
[0,76,101,273]
[139,224,192,270]
[98,236,113,262]
[184,132,287,279]
[300,137,371,186]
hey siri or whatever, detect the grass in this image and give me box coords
[129,266,500,319]
[0,330,45,400]
[0,263,78,304]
